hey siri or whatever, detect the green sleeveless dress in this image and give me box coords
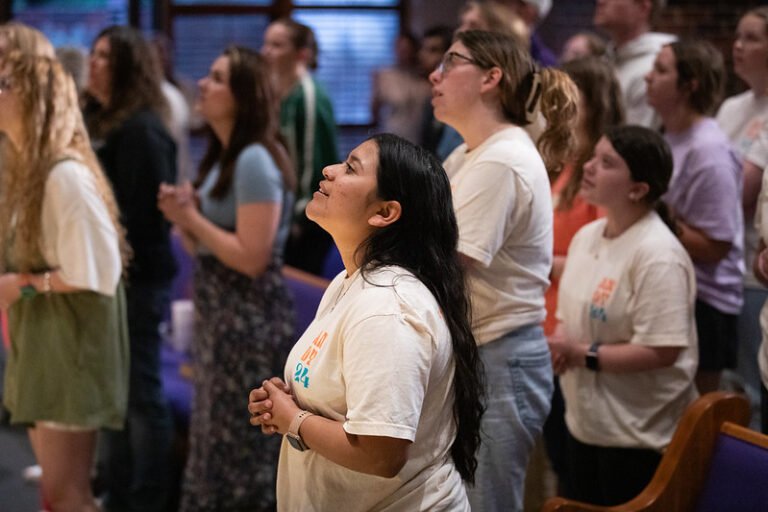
[3,282,129,429]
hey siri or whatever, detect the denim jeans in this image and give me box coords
[736,287,768,430]
[467,324,553,512]
[99,282,173,512]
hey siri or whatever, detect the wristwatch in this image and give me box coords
[585,342,601,372]
[286,410,314,451]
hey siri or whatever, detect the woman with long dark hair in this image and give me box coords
[83,25,177,512]
[158,45,295,511]
[248,134,484,511]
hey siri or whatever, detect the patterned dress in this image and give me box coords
[180,257,293,512]
[180,144,295,511]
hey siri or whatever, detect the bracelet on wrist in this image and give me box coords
[42,271,52,294]
[20,285,37,299]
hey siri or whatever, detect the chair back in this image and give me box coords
[695,422,768,512]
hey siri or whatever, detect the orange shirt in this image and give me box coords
[544,163,603,335]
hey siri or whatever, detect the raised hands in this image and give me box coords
[157,181,197,229]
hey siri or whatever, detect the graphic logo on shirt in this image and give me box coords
[589,277,615,322]
[293,331,328,389]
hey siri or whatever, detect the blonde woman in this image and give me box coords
[0,53,129,511]
[0,21,54,58]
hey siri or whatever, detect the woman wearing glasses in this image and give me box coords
[429,30,578,512]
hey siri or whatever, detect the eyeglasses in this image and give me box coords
[0,76,11,94]
[435,51,481,76]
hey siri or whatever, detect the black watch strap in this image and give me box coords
[586,342,601,372]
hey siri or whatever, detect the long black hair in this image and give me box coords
[83,25,168,139]
[358,133,484,484]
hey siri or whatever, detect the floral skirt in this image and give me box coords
[180,256,295,512]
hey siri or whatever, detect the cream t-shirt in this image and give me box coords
[443,126,552,345]
[717,91,768,289]
[557,212,698,451]
[276,266,469,512]
[754,171,768,389]
[40,159,121,296]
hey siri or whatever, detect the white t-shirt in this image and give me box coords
[277,266,469,512]
[754,172,768,389]
[557,212,698,451]
[40,159,121,296]
[716,91,768,289]
[443,126,552,345]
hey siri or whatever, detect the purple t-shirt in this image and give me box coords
[663,117,744,314]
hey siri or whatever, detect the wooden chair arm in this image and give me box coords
[542,391,750,512]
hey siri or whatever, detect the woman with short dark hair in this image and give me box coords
[549,126,698,506]
[646,39,743,394]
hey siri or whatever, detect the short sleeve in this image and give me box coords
[341,313,434,441]
[453,161,523,267]
[757,168,768,242]
[629,258,694,348]
[234,144,283,205]
[679,147,741,242]
[44,162,122,296]
[747,128,768,170]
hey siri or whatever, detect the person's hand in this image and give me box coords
[158,181,197,229]
[757,247,768,283]
[248,377,293,434]
[0,273,26,310]
[547,333,584,375]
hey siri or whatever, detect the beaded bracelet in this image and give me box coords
[42,271,52,294]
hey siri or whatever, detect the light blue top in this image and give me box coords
[198,143,293,259]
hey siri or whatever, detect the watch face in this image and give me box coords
[287,432,307,451]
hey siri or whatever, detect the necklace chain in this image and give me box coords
[331,271,360,311]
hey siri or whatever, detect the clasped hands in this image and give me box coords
[157,181,197,228]
[248,377,302,436]
[547,332,587,376]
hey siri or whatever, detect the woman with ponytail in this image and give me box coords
[548,125,698,506]
[248,134,483,511]
[646,39,743,394]
[428,29,578,511]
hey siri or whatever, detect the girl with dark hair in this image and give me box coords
[646,39,743,394]
[261,18,340,276]
[248,134,484,511]
[548,126,698,506]
[158,45,295,512]
[82,25,178,512]
[429,29,578,511]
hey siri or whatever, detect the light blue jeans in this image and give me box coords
[468,324,553,512]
